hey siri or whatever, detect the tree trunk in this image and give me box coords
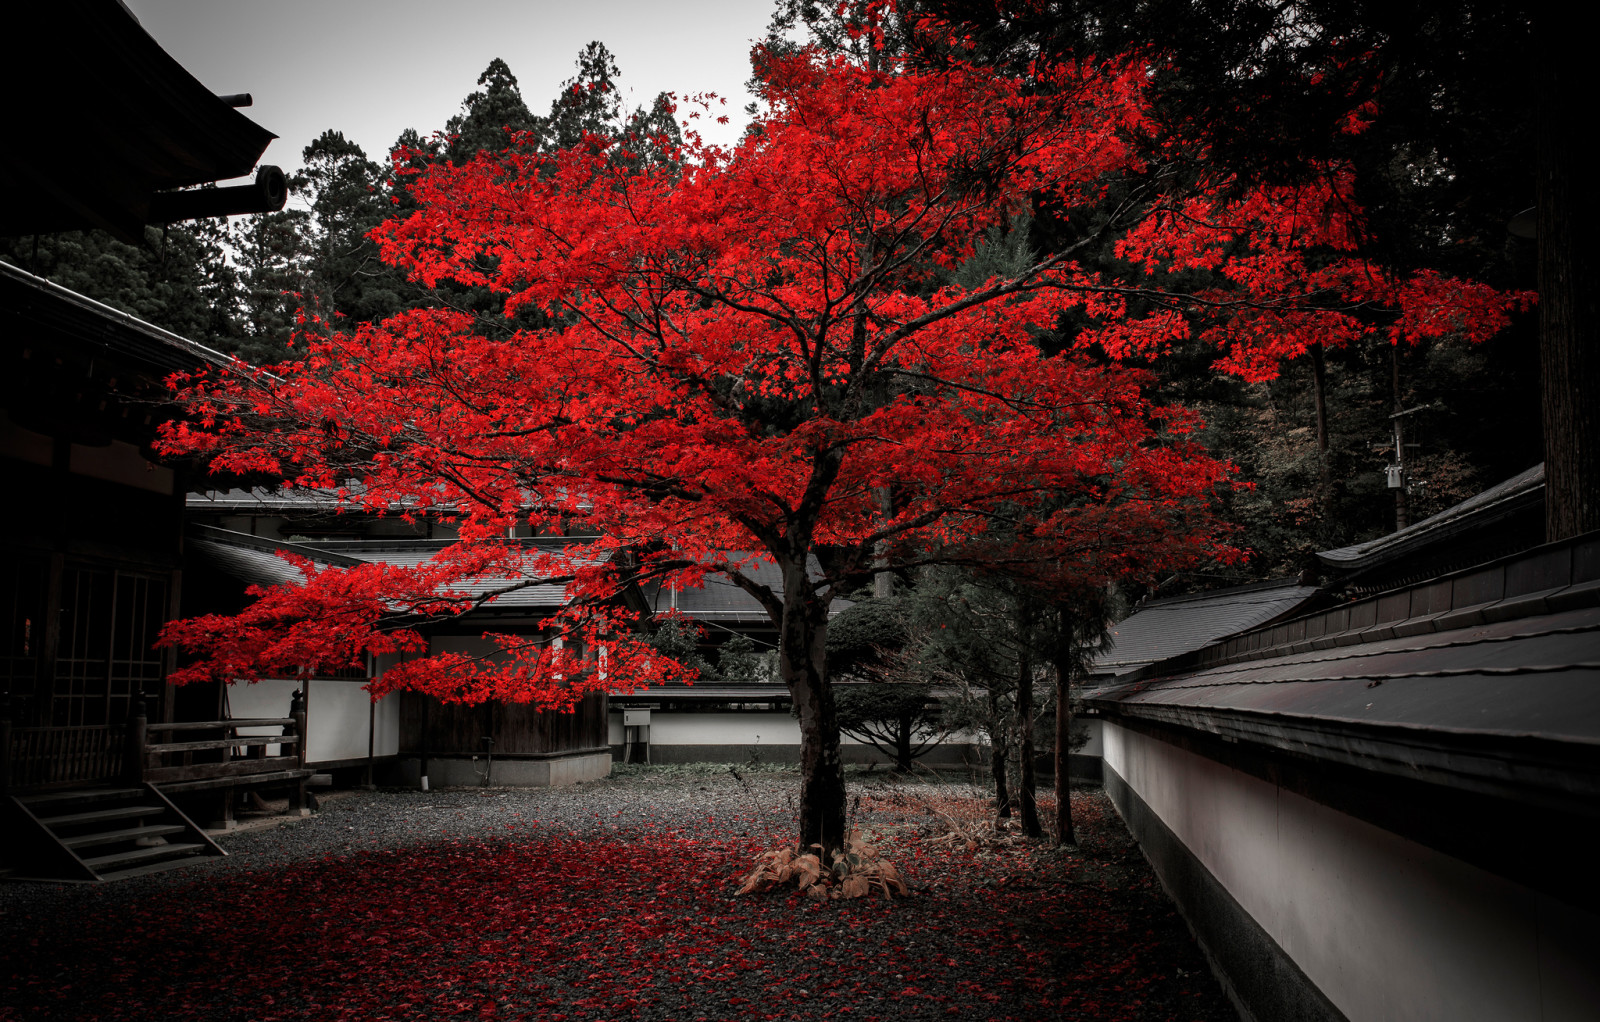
[780,563,847,854]
[1537,26,1600,541]
[1053,648,1076,846]
[1015,607,1041,839]
[989,680,1011,819]
[1390,346,1410,532]
[1310,341,1333,501]
[895,714,913,772]
[1310,341,1330,459]
[872,486,894,599]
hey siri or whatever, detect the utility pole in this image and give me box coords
[1388,402,1435,533]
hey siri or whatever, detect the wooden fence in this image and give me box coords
[2,724,128,790]
[2,701,308,794]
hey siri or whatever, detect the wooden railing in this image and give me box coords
[2,723,128,790]
[139,705,307,788]
[2,700,309,794]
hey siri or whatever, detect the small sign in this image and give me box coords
[623,709,652,727]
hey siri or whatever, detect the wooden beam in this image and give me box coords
[147,736,299,754]
[144,757,302,784]
[156,768,314,794]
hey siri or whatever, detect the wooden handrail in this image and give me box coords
[146,718,294,732]
[146,736,300,755]
[125,704,309,791]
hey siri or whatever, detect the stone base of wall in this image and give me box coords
[1103,761,1346,1022]
[383,751,612,789]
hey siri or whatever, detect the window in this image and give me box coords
[52,568,167,727]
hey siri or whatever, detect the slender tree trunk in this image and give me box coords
[1053,646,1076,846]
[780,564,846,853]
[1015,601,1041,838]
[1537,25,1600,540]
[895,714,912,772]
[1391,346,1410,532]
[872,487,894,599]
[1310,341,1330,458]
[989,681,1011,819]
[1310,341,1333,501]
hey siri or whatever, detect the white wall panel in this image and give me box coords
[646,711,802,746]
[224,678,396,764]
[1103,723,1600,1022]
[607,711,977,748]
[226,679,298,756]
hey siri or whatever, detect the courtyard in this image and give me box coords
[0,770,1234,1021]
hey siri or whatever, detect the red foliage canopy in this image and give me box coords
[159,46,1521,712]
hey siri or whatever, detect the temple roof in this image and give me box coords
[0,0,279,240]
[1093,579,1323,677]
[1318,463,1545,577]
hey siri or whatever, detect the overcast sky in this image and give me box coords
[123,0,775,185]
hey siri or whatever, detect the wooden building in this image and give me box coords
[184,510,627,790]
[1,0,292,881]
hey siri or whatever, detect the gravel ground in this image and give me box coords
[0,767,1237,1021]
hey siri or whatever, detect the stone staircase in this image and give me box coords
[2,784,226,882]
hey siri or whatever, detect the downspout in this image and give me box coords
[364,653,375,789]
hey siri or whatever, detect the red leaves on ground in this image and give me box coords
[0,790,1232,1022]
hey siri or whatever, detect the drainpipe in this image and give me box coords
[364,653,376,789]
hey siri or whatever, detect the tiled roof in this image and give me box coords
[188,485,422,513]
[1093,580,1322,676]
[641,553,844,623]
[1317,463,1544,572]
[194,528,847,623]
[190,527,599,610]
[2,261,237,376]
[1085,531,1600,810]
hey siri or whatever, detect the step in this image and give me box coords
[61,824,188,850]
[16,788,144,807]
[40,805,165,829]
[81,842,206,872]
[95,854,213,883]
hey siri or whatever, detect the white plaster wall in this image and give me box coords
[1103,722,1600,1022]
[224,678,397,765]
[638,711,802,747]
[1076,716,1103,757]
[225,679,298,757]
[607,711,984,749]
[306,679,398,763]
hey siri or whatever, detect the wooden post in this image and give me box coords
[1,702,12,795]
[213,786,235,831]
[125,697,148,784]
[1053,650,1076,847]
[291,686,309,816]
[364,653,376,789]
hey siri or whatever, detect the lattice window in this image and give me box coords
[52,568,167,727]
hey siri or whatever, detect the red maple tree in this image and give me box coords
[161,41,1520,850]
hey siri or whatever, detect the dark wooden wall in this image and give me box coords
[399,690,607,757]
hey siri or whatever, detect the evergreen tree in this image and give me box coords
[296,130,405,325]
[907,1,1550,558]
[544,42,624,152]
[1,221,242,353]
[444,58,542,164]
[229,206,314,364]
